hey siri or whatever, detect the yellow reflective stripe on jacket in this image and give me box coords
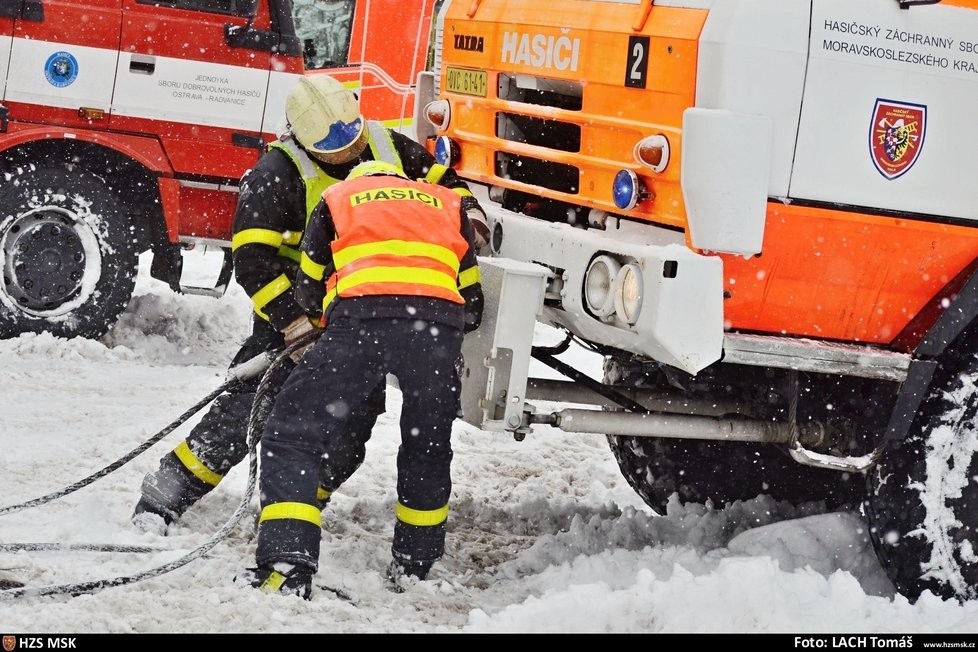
[278,246,301,264]
[272,131,405,225]
[258,502,322,527]
[321,266,464,315]
[270,139,342,223]
[173,441,223,487]
[366,121,403,170]
[322,287,338,314]
[332,240,461,274]
[252,274,291,321]
[457,266,481,290]
[317,487,332,502]
[417,162,473,197]
[395,502,449,527]
[337,267,460,296]
[425,163,448,185]
[232,228,284,252]
[300,253,327,281]
[232,228,300,263]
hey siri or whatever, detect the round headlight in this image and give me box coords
[613,262,643,324]
[434,135,460,167]
[612,169,641,211]
[584,255,621,318]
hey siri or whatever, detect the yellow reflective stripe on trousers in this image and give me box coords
[317,487,332,502]
[173,441,224,487]
[333,240,460,273]
[452,187,474,198]
[251,274,292,321]
[457,266,481,290]
[396,502,449,527]
[258,502,322,527]
[300,253,327,281]
[232,228,284,252]
[336,267,460,297]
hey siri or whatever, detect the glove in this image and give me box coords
[466,207,490,252]
[282,315,319,347]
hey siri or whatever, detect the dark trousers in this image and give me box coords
[139,317,385,521]
[256,316,463,571]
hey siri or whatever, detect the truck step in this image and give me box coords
[722,333,911,382]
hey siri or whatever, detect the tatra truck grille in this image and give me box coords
[495,112,581,152]
[497,73,583,111]
[495,152,580,195]
[440,6,699,231]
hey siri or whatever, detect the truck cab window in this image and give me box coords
[292,0,356,69]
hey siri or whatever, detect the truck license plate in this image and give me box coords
[445,67,487,97]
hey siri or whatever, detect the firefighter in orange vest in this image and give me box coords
[244,160,483,598]
[132,75,488,532]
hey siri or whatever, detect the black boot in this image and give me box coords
[386,558,433,593]
[132,451,215,533]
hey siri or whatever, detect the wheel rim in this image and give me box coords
[0,207,102,317]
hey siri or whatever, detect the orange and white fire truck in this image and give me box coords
[0,0,433,338]
[417,0,978,601]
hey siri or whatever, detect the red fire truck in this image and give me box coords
[0,0,433,338]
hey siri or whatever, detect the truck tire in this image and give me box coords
[603,357,862,512]
[865,352,978,602]
[0,162,137,339]
[607,435,862,513]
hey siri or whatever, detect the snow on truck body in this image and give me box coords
[418,0,978,602]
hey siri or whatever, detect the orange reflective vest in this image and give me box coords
[321,176,469,311]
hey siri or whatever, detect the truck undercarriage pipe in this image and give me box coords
[526,378,748,417]
[535,408,823,446]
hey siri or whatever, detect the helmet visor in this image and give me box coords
[311,117,364,153]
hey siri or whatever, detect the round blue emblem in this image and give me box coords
[44,51,79,88]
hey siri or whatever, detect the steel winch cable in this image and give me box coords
[0,339,310,600]
[0,350,275,517]
[0,384,232,517]
[0,444,261,600]
[0,543,174,554]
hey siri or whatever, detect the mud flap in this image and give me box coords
[178,245,233,297]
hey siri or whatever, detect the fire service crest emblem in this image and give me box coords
[3,636,15,652]
[870,99,926,180]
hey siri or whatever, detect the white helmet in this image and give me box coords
[286,75,366,164]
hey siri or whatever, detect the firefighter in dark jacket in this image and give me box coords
[246,160,483,599]
[133,75,488,530]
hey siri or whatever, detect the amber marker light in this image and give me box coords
[424,100,451,130]
[634,135,669,173]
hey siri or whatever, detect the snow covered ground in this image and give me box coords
[2,257,978,633]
